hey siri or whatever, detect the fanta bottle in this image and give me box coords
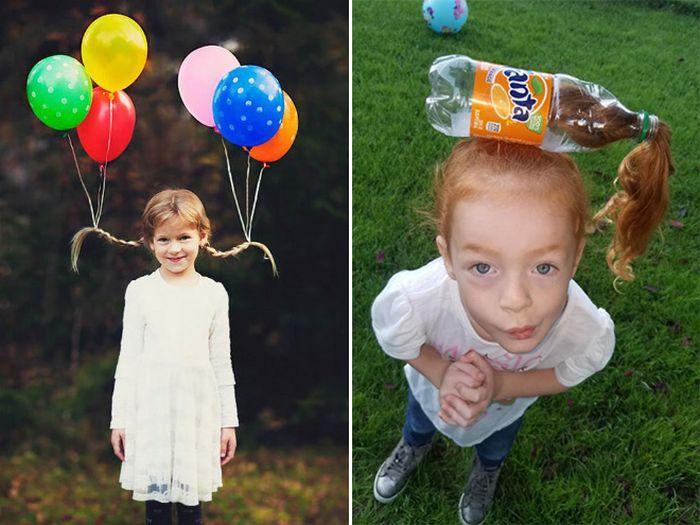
[426,55,657,152]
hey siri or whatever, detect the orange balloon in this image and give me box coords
[250,92,298,163]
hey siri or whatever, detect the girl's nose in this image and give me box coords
[499,275,532,312]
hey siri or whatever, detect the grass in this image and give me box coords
[0,349,348,524]
[0,442,347,524]
[352,1,700,524]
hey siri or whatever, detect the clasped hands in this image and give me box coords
[438,349,496,428]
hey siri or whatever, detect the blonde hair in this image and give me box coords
[71,189,277,274]
[434,132,671,281]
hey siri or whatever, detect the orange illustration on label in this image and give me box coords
[469,61,553,145]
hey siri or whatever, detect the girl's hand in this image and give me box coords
[111,429,126,461]
[438,350,485,426]
[439,351,495,427]
[220,427,237,466]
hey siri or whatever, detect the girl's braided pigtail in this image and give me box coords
[551,79,675,281]
[202,242,278,276]
[71,227,142,273]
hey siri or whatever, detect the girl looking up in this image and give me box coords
[371,127,673,525]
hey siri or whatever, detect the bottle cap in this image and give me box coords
[638,111,660,143]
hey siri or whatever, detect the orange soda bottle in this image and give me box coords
[425,55,658,152]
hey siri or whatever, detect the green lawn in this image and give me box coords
[0,444,347,524]
[353,1,700,524]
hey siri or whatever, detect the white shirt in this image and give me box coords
[371,257,615,446]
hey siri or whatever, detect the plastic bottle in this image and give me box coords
[425,55,657,152]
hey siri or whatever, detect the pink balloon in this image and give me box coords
[177,45,240,127]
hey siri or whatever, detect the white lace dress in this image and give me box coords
[110,270,238,505]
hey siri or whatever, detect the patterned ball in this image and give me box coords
[422,0,468,34]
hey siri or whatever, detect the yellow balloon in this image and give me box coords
[81,14,148,93]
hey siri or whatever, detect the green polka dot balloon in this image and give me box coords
[27,55,93,130]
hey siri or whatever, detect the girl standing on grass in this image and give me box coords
[72,189,252,525]
[371,116,673,523]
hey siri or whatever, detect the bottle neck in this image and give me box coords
[637,112,659,142]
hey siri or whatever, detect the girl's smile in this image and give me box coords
[149,217,205,282]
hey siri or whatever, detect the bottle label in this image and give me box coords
[470,61,553,145]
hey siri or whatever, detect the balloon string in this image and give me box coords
[66,133,97,227]
[245,153,251,235]
[96,95,114,226]
[96,164,107,226]
[220,136,250,242]
[247,162,268,239]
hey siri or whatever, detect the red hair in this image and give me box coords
[433,133,672,281]
[434,138,588,242]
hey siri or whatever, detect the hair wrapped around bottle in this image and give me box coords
[552,81,675,281]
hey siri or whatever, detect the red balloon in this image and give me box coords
[77,87,135,163]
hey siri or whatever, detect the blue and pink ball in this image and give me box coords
[423,0,468,34]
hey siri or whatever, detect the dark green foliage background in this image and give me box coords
[0,0,348,465]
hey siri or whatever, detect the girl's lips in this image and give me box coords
[508,326,535,339]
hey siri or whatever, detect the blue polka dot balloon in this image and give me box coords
[423,0,468,34]
[213,65,284,147]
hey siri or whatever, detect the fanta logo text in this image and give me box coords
[503,69,537,123]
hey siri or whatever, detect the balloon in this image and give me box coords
[77,87,136,163]
[26,55,93,130]
[178,45,240,127]
[212,65,284,147]
[81,14,148,92]
[250,92,299,163]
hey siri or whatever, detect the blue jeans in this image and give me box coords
[402,388,523,469]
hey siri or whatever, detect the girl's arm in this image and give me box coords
[493,367,569,400]
[439,352,569,428]
[209,284,239,428]
[409,344,486,428]
[111,281,145,430]
[408,344,484,390]
[407,344,451,388]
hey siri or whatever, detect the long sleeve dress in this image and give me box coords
[110,269,238,505]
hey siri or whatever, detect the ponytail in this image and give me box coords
[552,80,675,281]
[592,122,674,281]
[70,227,142,273]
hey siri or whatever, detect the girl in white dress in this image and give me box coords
[72,189,247,524]
[371,135,673,524]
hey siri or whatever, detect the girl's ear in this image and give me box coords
[571,238,586,276]
[436,235,456,280]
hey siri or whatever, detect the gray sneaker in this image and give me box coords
[458,455,503,525]
[372,437,432,503]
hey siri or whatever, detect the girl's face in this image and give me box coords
[437,192,585,355]
[149,217,205,281]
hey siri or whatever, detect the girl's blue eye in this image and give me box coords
[473,263,491,275]
[536,263,553,275]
